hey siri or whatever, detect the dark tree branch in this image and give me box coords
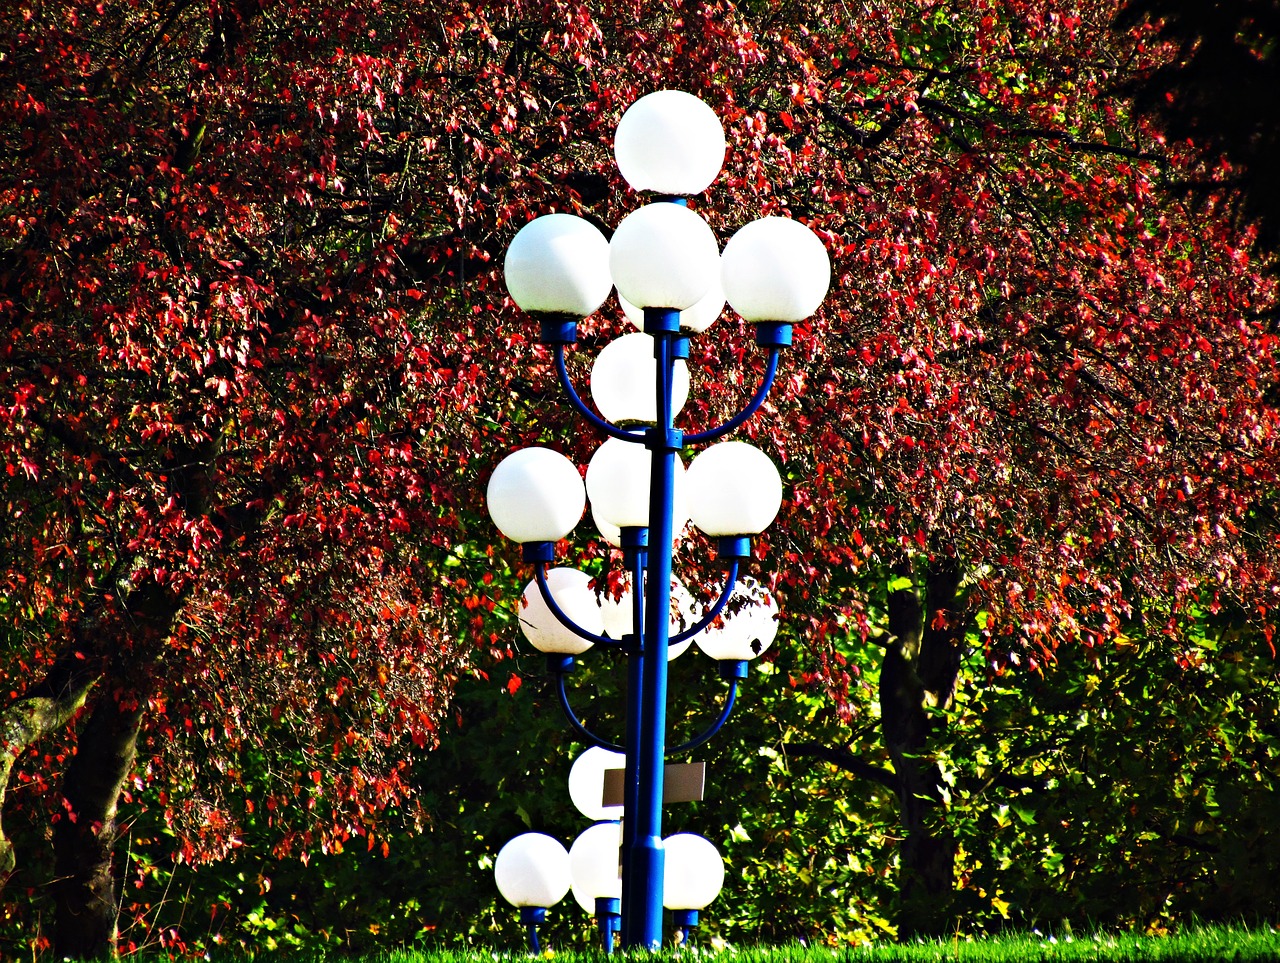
[918,96,1164,163]
[788,741,898,790]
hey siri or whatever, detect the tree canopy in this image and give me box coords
[1119,0,1280,251]
[1,0,1277,955]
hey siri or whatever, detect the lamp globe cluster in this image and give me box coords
[494,747,725,953]
[484,87,829,952]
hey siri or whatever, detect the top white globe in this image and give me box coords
[614,90,726,195]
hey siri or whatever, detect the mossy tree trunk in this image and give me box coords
[0,657,99,880]
[1,577,179,959]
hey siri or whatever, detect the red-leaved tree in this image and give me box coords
[3,0,1277,954]
[0,0,538,954]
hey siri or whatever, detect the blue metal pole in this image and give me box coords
[618,527,646,939]
[621,308,681,949]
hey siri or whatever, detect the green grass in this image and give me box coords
[187,924,1280,963]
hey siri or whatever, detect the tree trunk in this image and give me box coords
[879,558,965,938]
[52,687,146,960]
[47,577,178,960]
[0,657,99,881]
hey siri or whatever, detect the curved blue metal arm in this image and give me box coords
[684,348,781,444]
[553,346,643,442]
[553,669,626,752]
[670,677,740,754]
[669,559,740,645]
[533,565,620,649]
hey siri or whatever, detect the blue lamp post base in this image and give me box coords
[595,897,622,953]
[672,909,700,947]
[519,906,548,953]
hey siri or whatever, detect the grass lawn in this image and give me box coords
[195,925,1280,963]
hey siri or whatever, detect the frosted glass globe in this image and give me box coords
[609,203,719,311]
[592,504,622,547]
[620,270,725,334]
[519,568,603,655]
[569,822,624,914]
[614,90,726,195]
[487,447,585,543]
[686,441,782,537]
[504,213,613,317]
[494,833,571,908]
[694,577,780,661]
[662,834,724,910]
[599,572,696,659]
[720,216,831,322]
[568,746,625,822]
[586,437,686,530]
[590,333,690,424]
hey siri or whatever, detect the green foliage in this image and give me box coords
[940,606,1280,932]
[28,599,1275,956]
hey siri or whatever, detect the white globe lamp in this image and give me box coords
[613,90,725,196]
[590,332,690,424]
[519,568,603,655]
[504,213,613,317]
[621,271,725,334]
[662,833,725,922]
[695,577,780,662]
[494,833,572,909]
[720,216,831,322]
[599,572,696,659]
[486,447,585,544]
[568,746,625,822]
[586,437,686,531]
[592,501,688,550]
[569,821,624,913]
[609,203,720,311]
[686,441,783,537]
[592,503,622,548]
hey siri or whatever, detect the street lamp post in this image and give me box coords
[486,90,829,950]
